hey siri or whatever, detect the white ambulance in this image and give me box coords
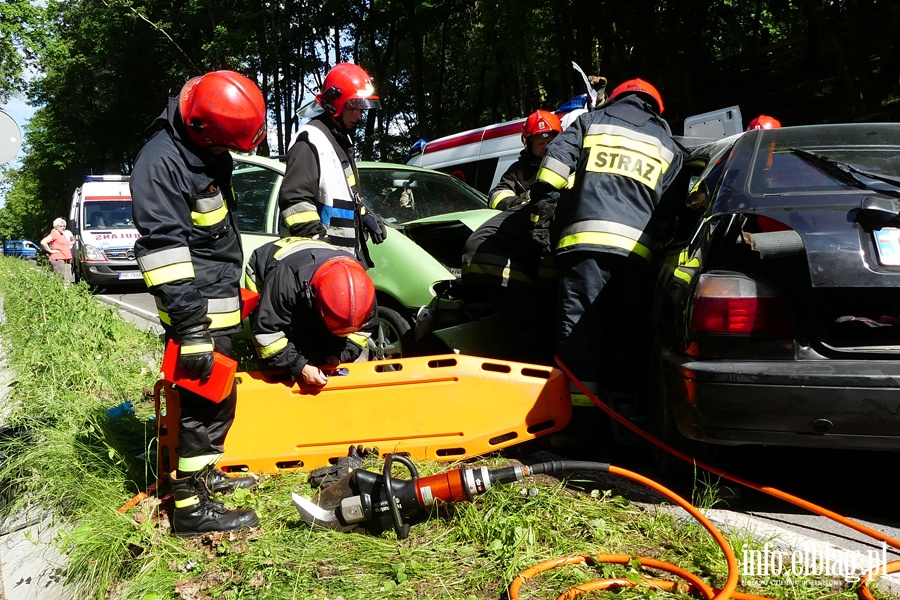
[69,175,143,287]
[406,103,744,195]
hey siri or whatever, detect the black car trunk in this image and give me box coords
[729,206,900,356]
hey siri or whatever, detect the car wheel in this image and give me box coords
[369,305,412,361]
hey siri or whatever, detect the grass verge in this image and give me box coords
[0,257,893,599]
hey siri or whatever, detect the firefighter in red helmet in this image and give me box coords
[528,77,685,432]
[459,109,564,363]
[246,237,376,386]
[747,114,782,130]
[130,70,266,535]
[279,63,387,269]
[487,110,563,211]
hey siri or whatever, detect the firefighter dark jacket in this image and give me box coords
[278,114,374,267]
[247,237,376,379]
[536,94,684,262]
[131,97,244,337]
[488,149,542,210]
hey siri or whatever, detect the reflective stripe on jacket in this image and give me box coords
[130,97,243,335]
[247,238,376,377]
[536,95,683,262]
[279,115,372,266]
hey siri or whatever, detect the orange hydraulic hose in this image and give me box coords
[508,465,759,600]
[547,355,900,600]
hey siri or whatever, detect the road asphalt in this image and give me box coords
[2,293,900,598]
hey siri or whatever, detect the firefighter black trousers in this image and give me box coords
[175,335,238,460]
[556,252,654,393]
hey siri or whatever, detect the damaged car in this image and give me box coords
[230,154,498,360]
[652,122,900,451]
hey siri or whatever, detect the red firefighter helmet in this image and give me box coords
[316,63,382,117]
[609,78,664,114]
[310,256,376,336]
[179,70,267,152]
[747,115,782,130]
[522,110,562,144]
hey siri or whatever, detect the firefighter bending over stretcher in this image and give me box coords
[246,237,377,385]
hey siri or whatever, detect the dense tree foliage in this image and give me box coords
[1,0,899,240]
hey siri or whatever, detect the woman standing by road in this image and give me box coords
[40,217,74,283]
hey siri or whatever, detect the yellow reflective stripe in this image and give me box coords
[557,231,652,261]
[536,167,568,190]
[208,310,241,330]
[674,268,693,283]
[245,277,258,293]
[256,336,288,359]
[143,262,195,287]
[178,454,220,472]
[174,495,199,509]
[490,189,516,209]
[284,211,320,226]
[348,333,369,349]
[191,202,228,227]
[139,247,195,287]
[272,238,334,260]
[347,172,356,188]
[586,123,677,163]
[181,342,214,354]
[570,393,595,407]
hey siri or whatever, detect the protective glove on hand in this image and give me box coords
[529,191,561,256]
[178,325,215,380]
[361,210,387,244]
[290,220,328,239]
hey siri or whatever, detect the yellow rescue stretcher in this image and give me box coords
[155,354,572,476]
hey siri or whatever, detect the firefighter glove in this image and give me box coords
[361,209,387,244]
[290,220,328,240]
[178,325,215,380]
[530,192,560,255]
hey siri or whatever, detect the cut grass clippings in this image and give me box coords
[0,257,894,600]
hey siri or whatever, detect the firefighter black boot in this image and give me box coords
[170,470,259,536]
[204,467,257,494]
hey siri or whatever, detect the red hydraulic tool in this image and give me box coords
[292,454,601,539]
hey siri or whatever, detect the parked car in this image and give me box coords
[230,154,498,359]
[651,122,900,451]
[2,239,40,259]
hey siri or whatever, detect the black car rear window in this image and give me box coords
[748,124,900,195]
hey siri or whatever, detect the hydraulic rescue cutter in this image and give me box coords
[292,455,610,539]
[155,353,572,477]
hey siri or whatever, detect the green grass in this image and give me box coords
[0,257,895,600]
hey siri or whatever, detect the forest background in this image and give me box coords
[0,0,898,241]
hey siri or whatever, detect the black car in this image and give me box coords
[652,123,900,451]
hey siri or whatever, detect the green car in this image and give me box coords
[230,153,498,359]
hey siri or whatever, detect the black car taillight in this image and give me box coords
[689,274,792,335]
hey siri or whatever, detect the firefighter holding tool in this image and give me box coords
[130,70,266,536]
[247,237,377,386]
[529,78,684,422]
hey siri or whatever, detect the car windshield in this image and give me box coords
[358,167,487,224]
[748,125,900,195]
[83,200,134,230]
